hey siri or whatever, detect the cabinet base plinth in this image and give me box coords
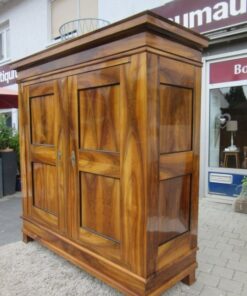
[182,270,196,286]
[23,233,33,244]
[23,218,197,296]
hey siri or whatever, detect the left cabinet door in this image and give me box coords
[21,80,68,233]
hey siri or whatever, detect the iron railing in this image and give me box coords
[59,18,110,40]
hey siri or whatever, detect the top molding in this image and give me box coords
[11,11,208,71]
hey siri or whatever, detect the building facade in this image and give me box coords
[0,0,246,202]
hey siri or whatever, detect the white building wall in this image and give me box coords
[0,0,49,62]
[98,0,173,24]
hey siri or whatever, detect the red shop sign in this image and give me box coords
[210,57,247,84]
[152,0,247,33]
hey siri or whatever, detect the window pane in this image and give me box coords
[209,86,247,169]
[0,33,3,60]
[6,29,10,58]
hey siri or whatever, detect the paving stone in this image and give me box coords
[228,239,246,247]
[212,266,234,280]
[197,272,220,287]
[223,232,240,239]
[233,271,247,283]
[198,262,214,273]
[198,254,228,267]
[227,260,247,272]
[221,250,241,261]
[199,239,217,248]
[218,278,243,294]
[233,246,247,256]
[216,242,234,252]
[203,247,222,257]
[200,286,226,296]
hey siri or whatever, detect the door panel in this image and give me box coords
[69,65,122,262]
[79,85,120,152]
[30,95,55,145]
[24,80,66,231]
[81,173,121,242]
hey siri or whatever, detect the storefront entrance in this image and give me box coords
[201,51,247,202]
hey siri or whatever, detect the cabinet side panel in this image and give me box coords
[157,57,198,272]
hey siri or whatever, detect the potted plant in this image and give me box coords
[0,114,18,196]
[233,176,247,214]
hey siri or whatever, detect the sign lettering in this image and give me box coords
[0,64,17,87]
[210,57,247,83]
[152,0,247,33]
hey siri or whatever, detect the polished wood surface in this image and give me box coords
[14,11,207,296]
[81,173,121,242]
[158,176,191,244]
[79,85,120,152]
[160,86,193,154]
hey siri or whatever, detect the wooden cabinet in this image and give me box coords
[13,11,208,295]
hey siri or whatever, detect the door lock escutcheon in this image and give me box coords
[57,151,62,161]
[71,151,76,167]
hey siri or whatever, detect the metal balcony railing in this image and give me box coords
[59,18,110,40]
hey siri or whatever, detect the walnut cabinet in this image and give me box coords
[12,12,208,295]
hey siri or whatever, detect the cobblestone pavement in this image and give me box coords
[0,195,246,295]
[165,199,247,296]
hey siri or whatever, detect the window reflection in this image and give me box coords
[209,85,247,169]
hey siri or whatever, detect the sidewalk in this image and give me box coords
[0,195,246,295]
[0,192,22,246]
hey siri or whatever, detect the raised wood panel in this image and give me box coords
[160,152,193,180]
[78,228,121,262]
[79,85,120,152]
[77,66,120,89]
[30,146,56,166]
[33,163,58,216]
[31,206,58,229]
[28,81,54,97]
[78,150,120,178]
[158,175,191,245]
[30,95,55,145]
[160,86,193,154]
[157,233,192,271]
[159,57,194,88]
[80,173,121,242]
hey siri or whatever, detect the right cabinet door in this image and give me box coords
[68,65,123,263]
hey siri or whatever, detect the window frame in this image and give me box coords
[0,21,10,63]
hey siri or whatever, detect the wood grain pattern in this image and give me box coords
[79,85,120,152]
[158,176,191,245]
[81,173,121,242]
[157,233,192,271]
[33,163,58,215]
[78,150,120,178]
[120,53,148,276]
[160,152,193,180]
[159,57,194,88]
[16,11,207,296]
[30,95,55,145]
[160,86,193,154]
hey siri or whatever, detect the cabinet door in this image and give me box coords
[68,66,122,263]
[23,80,67,233]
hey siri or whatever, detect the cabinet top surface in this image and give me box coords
[11,11,208,72]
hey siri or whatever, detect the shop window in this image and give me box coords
[0,21,10,62]
[209,85,247,169]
